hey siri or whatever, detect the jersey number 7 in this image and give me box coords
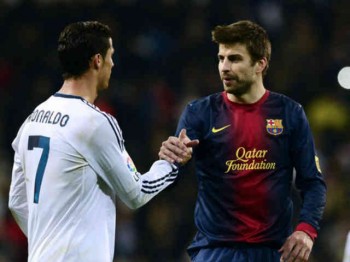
[28,135,50,204]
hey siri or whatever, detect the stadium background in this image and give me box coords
[0,0,349,261]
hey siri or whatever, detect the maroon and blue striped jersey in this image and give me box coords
[176,90,326,250]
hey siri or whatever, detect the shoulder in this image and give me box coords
[268,91,309,132]
[60,95,119,128]
[268,91,303,112]
[81,100,122,134]
[49,94,121,134]
[185,92,223,113]
[65,98,124,148]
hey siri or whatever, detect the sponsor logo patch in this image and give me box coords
[212,124,231,133]
[127,156,137,173]
[225,147,276,173]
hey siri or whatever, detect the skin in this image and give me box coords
[98,38,115,92]
[279,231,313,262]
[218,43,267,104]
[160,43,314,261]
[159,129,199,164]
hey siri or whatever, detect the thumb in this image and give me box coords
[179,129,199,148]
[179,129,187,141]
[186,139,199,148]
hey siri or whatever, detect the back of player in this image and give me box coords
[9,20,193,262]
[12,94,116,261]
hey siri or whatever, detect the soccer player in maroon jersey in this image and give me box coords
[159,20,326,262]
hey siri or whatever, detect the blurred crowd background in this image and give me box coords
[0,0,349,261]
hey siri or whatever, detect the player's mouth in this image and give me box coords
[223,77,237,85]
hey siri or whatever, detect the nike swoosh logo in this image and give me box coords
[212,124,231,133]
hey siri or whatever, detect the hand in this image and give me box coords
[279,231,314,262]
[158,129,199,165]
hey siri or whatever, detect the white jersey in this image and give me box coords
[8,93,178,262]
[344,231,350,262]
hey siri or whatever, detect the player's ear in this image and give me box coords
[91,54,103,70]
[256,57,267,74]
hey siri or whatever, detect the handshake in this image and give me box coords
[159,129,199,166]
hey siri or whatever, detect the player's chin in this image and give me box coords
[223,84,238,93]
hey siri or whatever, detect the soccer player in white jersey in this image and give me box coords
[8,21,198,262]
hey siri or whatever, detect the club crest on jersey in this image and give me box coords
[266,119,283,135]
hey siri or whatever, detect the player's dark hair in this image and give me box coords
[58,21,112,79]
[212,20,271,75]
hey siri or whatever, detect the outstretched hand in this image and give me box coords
[159,129,199,165]
[279,231,314,262]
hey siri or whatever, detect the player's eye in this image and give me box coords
[218,55,224,62]
[228,55,242,62]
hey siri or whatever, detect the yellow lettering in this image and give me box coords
[256,150,267,158]
[225,160,234,173]
[225,147,276,173]
[233,147,248,162]
[246,150,253,159]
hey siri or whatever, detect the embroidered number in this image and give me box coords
[28,136,50,203]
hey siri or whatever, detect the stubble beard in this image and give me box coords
[224,79,253,97]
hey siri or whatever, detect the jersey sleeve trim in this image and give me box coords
[141,167,178,194]
[101,112,124,151]
[295,222,318,241]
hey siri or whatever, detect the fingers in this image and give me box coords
[179,128,191,145]
[178,129,199,148]
[179,129,187,141]
[158,147,180,164]
[279,236,296,262]
[169,136,188,152]
[279,231,313,262]
[185,139,199,148]
[298,246,311,262]
[159,137,188,163]
[159,131,199,165]
[287,245,302,262]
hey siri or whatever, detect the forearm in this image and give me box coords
[110,160,178,209]
[298,178,327,232]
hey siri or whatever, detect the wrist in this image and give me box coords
[295,222,318,241]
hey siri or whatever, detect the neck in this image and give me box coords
[226,81,266,104]
[58,73,98,104]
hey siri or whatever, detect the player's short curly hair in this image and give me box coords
[58,21,112,79]
[212,20,271,75]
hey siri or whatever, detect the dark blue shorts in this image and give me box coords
[188,246,281,262]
